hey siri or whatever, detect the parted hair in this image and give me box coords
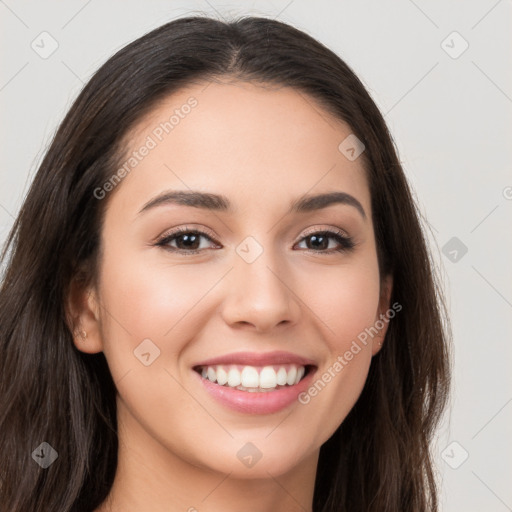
[0,15,450,511]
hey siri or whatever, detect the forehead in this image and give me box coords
[110,80,371,217]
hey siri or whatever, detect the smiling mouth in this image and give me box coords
[193,363,315,392]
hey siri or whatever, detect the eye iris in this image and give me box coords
[164,231,346,252]
[177,233,200,250]
[308,234,328,250]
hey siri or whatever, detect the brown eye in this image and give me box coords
[296,230,355,253]
[156,228,220,254]
[155,227,354,255]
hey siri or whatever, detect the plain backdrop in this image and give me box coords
[1,1,511,510]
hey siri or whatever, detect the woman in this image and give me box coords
[0,15,451,512]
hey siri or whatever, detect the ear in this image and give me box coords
[371,274,393,356]
[66,275,104,354]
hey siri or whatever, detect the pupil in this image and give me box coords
[309,234,327,250]
[175,233,331,251]
[179,233,199,249]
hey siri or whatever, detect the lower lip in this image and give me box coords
[193,367,317,414]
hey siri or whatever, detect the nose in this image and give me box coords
[220,250,301,333]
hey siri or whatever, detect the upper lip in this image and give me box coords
[193,350,317,368]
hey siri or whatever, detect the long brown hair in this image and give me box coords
[0,15,451,511]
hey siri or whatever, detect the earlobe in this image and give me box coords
[372,335,385,356]
[66,279,104,354]
[372,274,393,356]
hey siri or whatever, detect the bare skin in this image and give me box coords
[68,79,392,512]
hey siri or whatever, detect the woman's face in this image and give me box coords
[77,80,391,479]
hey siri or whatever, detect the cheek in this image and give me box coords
[304,260,381,349]
[92,238,383,475]
[98,240,381,376]
[96,250,223,371]
[294,261,380,430]
[95,255,225,452]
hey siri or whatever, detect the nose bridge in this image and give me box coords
[221,236,299,330]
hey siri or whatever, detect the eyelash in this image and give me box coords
[155,226,355,255]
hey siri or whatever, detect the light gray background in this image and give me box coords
[1,1,511,510]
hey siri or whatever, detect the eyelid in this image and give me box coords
[156,224,351,242]
[154,224,355,254]
[295,225,355,252]
[299,224,351,240]
[155,224,219,244]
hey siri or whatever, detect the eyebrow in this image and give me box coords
[138,190,366,219]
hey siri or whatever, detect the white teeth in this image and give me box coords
[207,367,216,382]
[216,366,228,386]
[198,364,308,391]
[276,367,288,386]
[241,366,259,387]
[259,366,277,388]
[227,367,241,387]
[286,366,297,386]
[295,366,305,385]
